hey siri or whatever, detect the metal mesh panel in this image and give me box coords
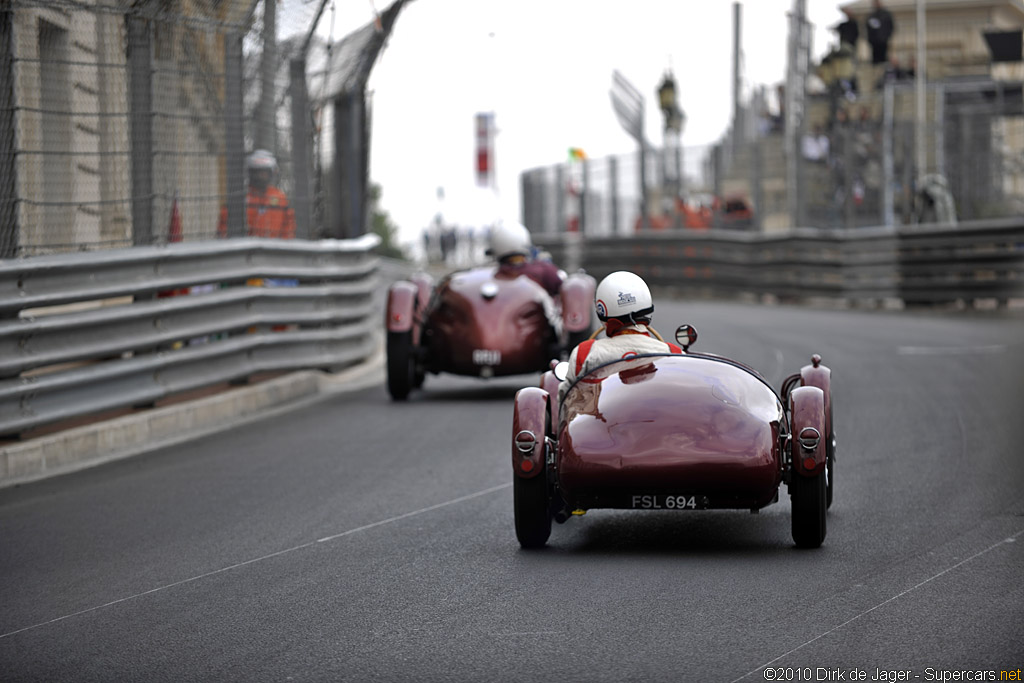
[1,0,392,255]
[8,2,135,255]
[152,10,234,245]
[3,0,252,255]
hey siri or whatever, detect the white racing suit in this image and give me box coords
[557,324,682,404]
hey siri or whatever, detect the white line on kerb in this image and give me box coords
[0,482,511,641]
[729,529,1024,682]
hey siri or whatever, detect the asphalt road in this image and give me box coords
[2,298,1023,682]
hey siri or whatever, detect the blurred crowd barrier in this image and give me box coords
[522,81,1023,237]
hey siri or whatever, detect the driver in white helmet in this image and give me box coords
[558,270,682,403]
[489,220,564,297]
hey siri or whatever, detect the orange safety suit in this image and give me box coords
[218,186,296,239]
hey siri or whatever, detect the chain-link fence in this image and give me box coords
[523,79,1023,236]
[0,0,401,258]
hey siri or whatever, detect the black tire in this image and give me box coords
[386,331,414,401]
[514,470,552,549]
[791,471,827,548]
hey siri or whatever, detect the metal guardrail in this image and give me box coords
[537,218,1024,307]
[3,223,1020,438]
[0,236,381,437]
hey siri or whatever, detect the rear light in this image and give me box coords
[514,430,536,453]
[520,459,535,473]
[802,457,817,471]
[798,427,820,452]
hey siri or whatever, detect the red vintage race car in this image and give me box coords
[385,265,596,400]
[511,324,835,549]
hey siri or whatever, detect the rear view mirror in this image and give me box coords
[675,324,698,352]
[553,361,569,381]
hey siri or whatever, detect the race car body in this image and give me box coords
[512,325,834,549]
[386,265,595,400]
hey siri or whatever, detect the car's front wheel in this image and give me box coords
[386,331,414,401]
[514,469,552,549]
[791,470,827,548]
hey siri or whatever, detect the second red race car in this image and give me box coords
[385,265,596,400]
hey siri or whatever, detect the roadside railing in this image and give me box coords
[0,236,381,437]
[537,218,1024,308]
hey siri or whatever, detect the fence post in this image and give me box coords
[555,165,565,233]
[536,169,547,234]
[750,139,763,231]
[290,57,312,239]
[638,141,649,231]
[901,121,914,224]
[609,156,619,236]
[128,15,153,246]
[333,91,367,239]
[712,144,723,229]
[0,3,17,258]
[579,158,588,235]
[257,0,277,153]
[224,32,245,238]
[882,80,895,228]
[843,125,854,229]
[935,83,945,180]
[519,172,531,232]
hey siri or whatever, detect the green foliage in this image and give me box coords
[369,183,406,260]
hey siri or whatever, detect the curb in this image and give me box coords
[0,345,386,489]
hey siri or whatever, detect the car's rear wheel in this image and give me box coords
[791,470,827,548]
[386,331,414,401]
[514,468,552,549]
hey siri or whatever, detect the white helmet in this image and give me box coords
[247,149,277,171]
[594,271,654,322]
[489,220,532,261]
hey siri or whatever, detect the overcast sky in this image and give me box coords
[315,0,849,246]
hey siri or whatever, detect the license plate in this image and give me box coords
[472,349,501,365]
[630,494,706,510]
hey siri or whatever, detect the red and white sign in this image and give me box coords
[475,112,494,188]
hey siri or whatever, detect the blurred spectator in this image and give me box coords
[916,175,957,224]
[218,150,296,239]
[876,57,916,89]
[802,125,830,162]
[866,0,895,66]
[217,150,297,333]
[836,8,859,51]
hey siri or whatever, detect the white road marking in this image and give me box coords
[316,483,510,543]
[729,529,1024,682]
[898,344,1006,356]
[0,482,512,640]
